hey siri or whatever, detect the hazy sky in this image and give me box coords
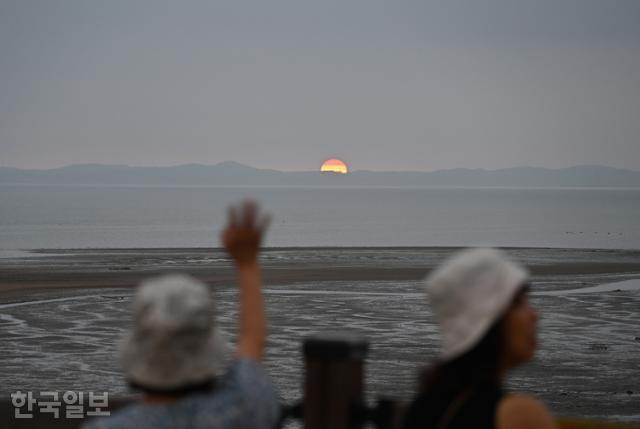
[1,1,639,171]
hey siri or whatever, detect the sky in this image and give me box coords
[1,0,639,172]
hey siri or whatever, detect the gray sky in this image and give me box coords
[1,1,639,171]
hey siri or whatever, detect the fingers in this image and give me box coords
[225,200,270,232]
[221,201,269,265]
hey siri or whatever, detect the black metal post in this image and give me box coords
[303,333,369,429]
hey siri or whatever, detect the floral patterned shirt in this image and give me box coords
[82,358,279,429]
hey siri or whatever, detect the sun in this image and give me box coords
[320,158,349,174]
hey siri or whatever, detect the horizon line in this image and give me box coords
[1,162,638,174]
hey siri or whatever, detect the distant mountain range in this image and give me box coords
[1,162,640,187]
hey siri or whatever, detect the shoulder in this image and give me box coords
[224,357,274,393]
[223,357,278,405]
[193,358,280,427]
[496,393,556,429]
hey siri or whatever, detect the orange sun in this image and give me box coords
[320,158,349,174]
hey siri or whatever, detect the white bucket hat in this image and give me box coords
[122,274,227,391]
[425,248,528,361]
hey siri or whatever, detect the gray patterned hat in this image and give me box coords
[122,274,227,390]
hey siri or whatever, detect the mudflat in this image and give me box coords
[1,247,639,422]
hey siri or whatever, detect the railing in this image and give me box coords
[2,333,638,428]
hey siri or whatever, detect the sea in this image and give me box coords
[1,185,640,423]
[1,185,640,251]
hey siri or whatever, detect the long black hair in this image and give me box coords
[419,319,504,400]
[419,286,528,397]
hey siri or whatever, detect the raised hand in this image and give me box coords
[221,200,270,266]
[220,200,270,361]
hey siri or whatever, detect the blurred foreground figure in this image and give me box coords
[403,248,556,429]
[83,201,278,429]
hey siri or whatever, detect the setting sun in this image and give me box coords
[320,158,349,174]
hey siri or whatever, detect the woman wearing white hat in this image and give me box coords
[403,248,556,429]
[83,201,278,429]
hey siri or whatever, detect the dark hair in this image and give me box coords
[420,285,529,396]
[420,319,504,398]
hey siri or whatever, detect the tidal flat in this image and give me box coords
[0,247,639,422]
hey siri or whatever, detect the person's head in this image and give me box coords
[121,274,227,395]
[425,248,537,384]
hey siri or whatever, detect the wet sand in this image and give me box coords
[1,247,639,297]
[1,247,639,423]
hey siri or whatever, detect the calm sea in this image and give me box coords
[1,185,640,251]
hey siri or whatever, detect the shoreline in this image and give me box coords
[1,247,639,298]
